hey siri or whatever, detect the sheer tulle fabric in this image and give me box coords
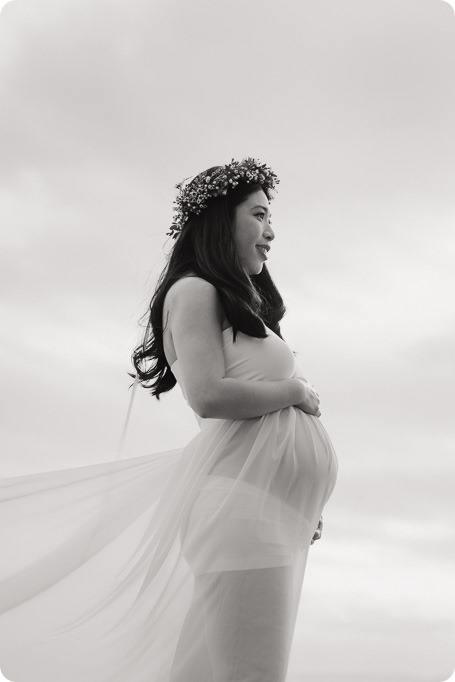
[0,326,338,682]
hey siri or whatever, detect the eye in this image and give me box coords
[255,212,266,220]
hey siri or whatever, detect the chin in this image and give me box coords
[247,264,263,276]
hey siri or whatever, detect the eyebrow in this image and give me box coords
[251,204,272,216]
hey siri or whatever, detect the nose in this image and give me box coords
[265,224,275,241]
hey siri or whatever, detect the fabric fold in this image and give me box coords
[0,324,338,682]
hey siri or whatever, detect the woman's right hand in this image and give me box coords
[292,377,321,417]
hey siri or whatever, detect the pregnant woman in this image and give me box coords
[0,157,338,682]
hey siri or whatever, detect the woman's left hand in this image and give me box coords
[311,515,323,545]
[294,376,321,417]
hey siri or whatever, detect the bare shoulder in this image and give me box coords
[168,272,209,295]
[166,274,224,324]
[165,274,227,417]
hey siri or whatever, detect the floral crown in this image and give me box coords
[166,157,279,239]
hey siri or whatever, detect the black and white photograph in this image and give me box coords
[0,1,454,681]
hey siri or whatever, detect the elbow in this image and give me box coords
[195,391,218,419]
[198,405,210,419]
[188,395,212,419]
[190,382,222,419]
[197,396,214,419]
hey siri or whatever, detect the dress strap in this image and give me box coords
[116,374,140,459]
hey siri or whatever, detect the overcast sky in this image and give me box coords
[0,1,454,680]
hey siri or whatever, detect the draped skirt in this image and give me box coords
[0,404,337,681]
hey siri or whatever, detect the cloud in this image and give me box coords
[1,1,454,679]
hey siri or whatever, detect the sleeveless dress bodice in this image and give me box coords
[171,325,297,425]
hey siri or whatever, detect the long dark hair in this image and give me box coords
[132,171,289,399]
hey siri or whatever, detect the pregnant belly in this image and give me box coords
[208,406,338,519]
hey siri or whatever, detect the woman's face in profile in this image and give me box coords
[233,188,275,275]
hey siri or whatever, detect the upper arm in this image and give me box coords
[168,277,226,417]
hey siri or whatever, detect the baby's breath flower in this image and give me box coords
[166,157,279,239]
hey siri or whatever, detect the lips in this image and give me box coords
[256,245,268,259]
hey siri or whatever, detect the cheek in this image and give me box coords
[234,217,261,252]
[245,219,262,243]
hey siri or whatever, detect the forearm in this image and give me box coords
[203,376,303,420]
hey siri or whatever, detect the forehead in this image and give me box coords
[241,188,270,209]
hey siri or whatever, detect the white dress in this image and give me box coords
[0,324,338,682]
